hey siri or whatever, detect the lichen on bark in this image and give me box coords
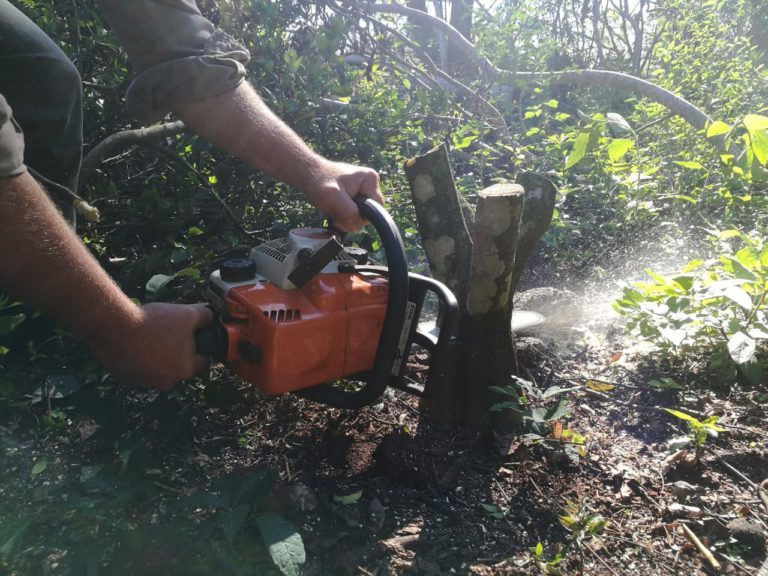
[425,235,456,278]
[412,174,437,202]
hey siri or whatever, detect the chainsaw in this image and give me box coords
[194,197,458,409]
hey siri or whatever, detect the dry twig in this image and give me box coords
[680,523,721,571]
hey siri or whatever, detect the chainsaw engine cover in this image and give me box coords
[207,229,389,394]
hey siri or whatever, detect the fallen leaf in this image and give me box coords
[31,458,48,476]
[586,379,615,392]
[333,490,363,505]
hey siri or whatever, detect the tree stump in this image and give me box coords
[404,145,557,428]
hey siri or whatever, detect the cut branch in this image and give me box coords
[509,173,558,296]
[404,143,473,311]
[80,121,187,190]
[465,183,524,425]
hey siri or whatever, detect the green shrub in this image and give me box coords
[614,231,767,384]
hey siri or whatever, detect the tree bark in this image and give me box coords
[447,0,474,75]
[509,172,558,297]
[463,183,524,426]
[405,0,437,60]
[404,143,473,315]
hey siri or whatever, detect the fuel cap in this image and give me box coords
[220,258,257,282]
[343,246,369,265]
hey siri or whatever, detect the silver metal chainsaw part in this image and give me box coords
[250,227,355,290]
[207,269,267,312]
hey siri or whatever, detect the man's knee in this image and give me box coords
[44,52,83,110]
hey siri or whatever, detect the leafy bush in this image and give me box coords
[614,231,768,384]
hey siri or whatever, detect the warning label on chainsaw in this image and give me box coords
[391,301,416,376]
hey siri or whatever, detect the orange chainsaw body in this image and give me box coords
[219,272,389,394]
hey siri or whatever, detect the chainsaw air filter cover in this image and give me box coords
[250,228,355,290]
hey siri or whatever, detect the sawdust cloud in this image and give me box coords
[518,221,707,352]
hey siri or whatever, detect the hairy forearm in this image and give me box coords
[0,173,212,389]
[173,82,323,191]
[172,82,382,232]
[0,173,141,340]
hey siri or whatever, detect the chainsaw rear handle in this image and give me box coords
[194,314,227,361]
[295,196,409,408]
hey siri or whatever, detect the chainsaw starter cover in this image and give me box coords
[219,271,389,394]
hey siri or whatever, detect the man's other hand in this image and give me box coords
[302,159,384,232]
[88,303,213,391]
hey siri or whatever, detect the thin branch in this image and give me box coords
[140,143,257,238]
[331,1,505,126]
[680,523,721,571]
[80,121,187,189]
[345,0,717,141]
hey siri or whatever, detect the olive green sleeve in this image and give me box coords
[0,95,26,179]
[96,0,250,124]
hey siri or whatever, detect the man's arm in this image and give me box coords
[173,82,383,232]
[95,0,384,231]
[0,172,212,390]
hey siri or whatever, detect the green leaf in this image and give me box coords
[744,115,768,165]
[174,267,201,280]
[743,114,768,132]
[0,313,25,337]
[723,286,753,311]
[749,130,768,166]
[701,416,726,432]
[31,458,47,476]
[718,230,741,240]
[187,226,205,236]
[607,138,634,162]
[736,246,760,270]
[333,490,363,505]
[489,385,520,398]
[673,160,704,170]
[606,112,632,132]
[145,274,173,299]
[739,361,764,385]
[255,513,305,576]
[218,505,249,546]
[761,248,768,267]
[544,398,572,421]
[663,408,700,424]
[728,332,756,364]
[647,378,682,390]
[565,131,590,169]
[706,121,731,138]
[480,503,507,518]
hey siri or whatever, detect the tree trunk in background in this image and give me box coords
[405,0,438,61]
[404,145,558,427]
[447,0,473,75]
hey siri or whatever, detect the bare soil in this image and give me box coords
[2,284,767,576]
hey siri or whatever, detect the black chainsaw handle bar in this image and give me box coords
[295,196,409,408]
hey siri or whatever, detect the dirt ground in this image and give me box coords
[2,282,767,575]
